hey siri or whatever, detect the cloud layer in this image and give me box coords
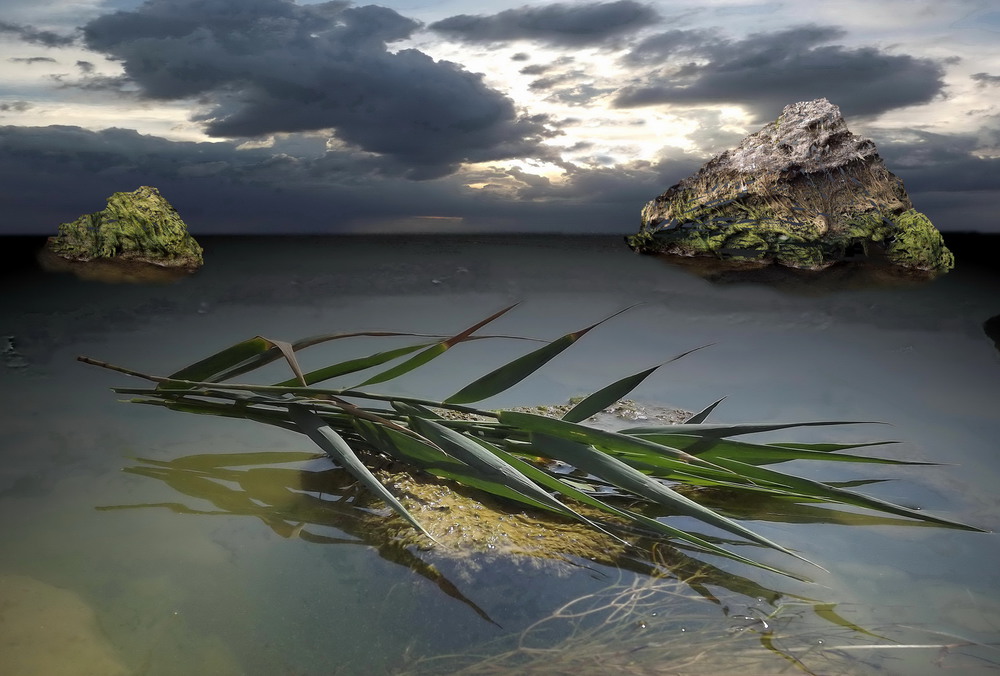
[615,25,947,120]
[0,0,996,234]
[3,120,995,235]
[81,0,552,177]
[429,1,658,46]
[0,20,76,47]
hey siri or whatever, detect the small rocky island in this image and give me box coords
[628,99,954,275]
[42,186,203,281]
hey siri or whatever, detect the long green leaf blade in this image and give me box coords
[356,304,517,387]
[619,420,879,438]
[527,432,814,564]
[633,434,930,466]
[483,439,799,575]
[273,343,432,388]
[209,331,451,384]
[365,419,790,573]
[709,456,986,531]
[287,405,436,542]
[353,420,558,512]
[446,307,635,405]
[685,397,726,424]
[562,345,709,423]
[562,365,661,423]
[158,337,273,390]
[355,343,448,387]
[411,417,629,544]
[499,411,710,469]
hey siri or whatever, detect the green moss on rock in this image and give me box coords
[886,210,955,272]
[629,99,954,276]
[774,242,826,269]
[47,186,203,269]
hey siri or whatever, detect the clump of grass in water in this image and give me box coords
[79,304,982,578]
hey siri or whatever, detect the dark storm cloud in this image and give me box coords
[621,27,715,63]
[0,124,422,233]
[76,60,95,73]
[0,20,76,47]
[971,72,1000,87]
[518,56,619,106]
[429,1,659,46]
[80,0,553,178]
[537,81,615,105]
[0,124,682,235]
[614,25,947,121]
[875,128,1000,194]
[851,123,1000,231]
[2,123,996,236]
[0,101,33,112]
[519,64,551,76]
[8,56,57,64]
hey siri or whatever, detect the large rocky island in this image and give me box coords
[42,186,203,281]
[628,99,954,275]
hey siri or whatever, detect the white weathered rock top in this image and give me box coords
[717,98,879,175]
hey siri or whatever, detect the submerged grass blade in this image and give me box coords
[287,404,437,542]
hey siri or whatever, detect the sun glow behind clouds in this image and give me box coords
[402,32,721,183]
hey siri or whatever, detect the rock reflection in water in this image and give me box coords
[656,254,936,295]
[984,314,1000,352]
[37,247,196,284]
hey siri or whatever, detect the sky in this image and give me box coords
[1,0,998,235]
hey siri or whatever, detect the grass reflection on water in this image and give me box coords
[98,449,999,675]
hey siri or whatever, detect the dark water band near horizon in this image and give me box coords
[1,233,998,675]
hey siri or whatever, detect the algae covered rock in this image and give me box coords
[628,99,954,274]
[45,186,203,270]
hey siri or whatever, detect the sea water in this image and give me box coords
[1,234,998,675]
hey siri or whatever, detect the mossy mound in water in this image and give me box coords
[356,401,692,564]
[628,99,954,275]
[46,186,203,270]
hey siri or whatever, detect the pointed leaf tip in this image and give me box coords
[356,303,519,388]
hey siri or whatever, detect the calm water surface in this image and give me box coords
[1,235,999,675]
